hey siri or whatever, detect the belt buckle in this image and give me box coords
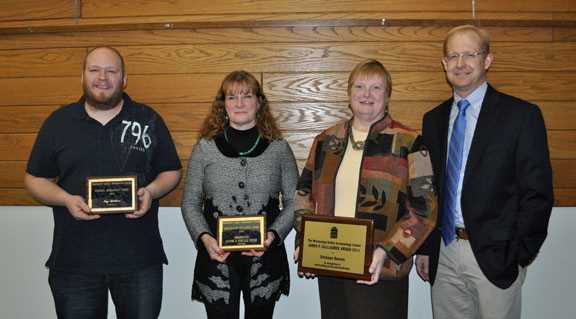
[455,227,468,240]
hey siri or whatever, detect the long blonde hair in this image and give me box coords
[199,71,282,140]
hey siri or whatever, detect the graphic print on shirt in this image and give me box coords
[121,120,152,152]
[113,116,156,176]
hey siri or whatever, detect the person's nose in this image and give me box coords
[361,88,370,97]
[97,70,107,80]
[235,97,245,108]
[455,55,465,68]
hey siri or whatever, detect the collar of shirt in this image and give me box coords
[71,93,133,122]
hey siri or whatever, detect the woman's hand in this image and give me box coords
[201,233,230,263]
[357,247,386,285]
[294,246,316,279]
[242,231,276,257]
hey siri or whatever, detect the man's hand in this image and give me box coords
[64,195,100,221]
[357,247,386,285]
[125,187,152,219]
[201,234,230,263]
[415,255,430,281]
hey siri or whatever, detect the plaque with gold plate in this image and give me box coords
[298,215,374,280]
[87,176,137,214]
[217,215,266,251]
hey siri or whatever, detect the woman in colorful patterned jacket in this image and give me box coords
[181,71,298,319]
[294,59,437,319]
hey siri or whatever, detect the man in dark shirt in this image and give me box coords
[25,46,182,319]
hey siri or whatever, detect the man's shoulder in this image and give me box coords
[488,87,541,116]
[122,96,163,122]
[423,99,451,121]
[44,101,83,124]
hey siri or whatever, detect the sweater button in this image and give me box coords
[236,206,243,212]
[238,182,245,189]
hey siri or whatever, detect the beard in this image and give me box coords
[83,80,124,110]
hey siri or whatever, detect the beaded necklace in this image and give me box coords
[224,127,262,156]
[349,128,365,151]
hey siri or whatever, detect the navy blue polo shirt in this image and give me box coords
[27,93,181,273]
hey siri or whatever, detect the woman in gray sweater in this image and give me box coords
[181,71,298,319]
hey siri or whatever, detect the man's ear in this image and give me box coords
[483,53,494,71]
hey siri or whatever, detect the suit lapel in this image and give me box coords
[463,85,502,186]
[435,99,453,197]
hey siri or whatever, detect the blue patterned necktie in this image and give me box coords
[442,99,470,245]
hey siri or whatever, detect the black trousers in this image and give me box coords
[318,276,408,319]
[49,265,163,319]
[204,254,276,319]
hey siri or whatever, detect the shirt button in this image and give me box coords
[236,206,243,212]
[238,182,245,189]
[240,159,247,166]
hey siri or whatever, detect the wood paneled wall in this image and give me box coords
[0,0,574,206]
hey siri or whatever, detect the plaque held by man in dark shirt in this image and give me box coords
[87,176,137,214]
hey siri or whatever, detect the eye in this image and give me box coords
[446,53,459,61]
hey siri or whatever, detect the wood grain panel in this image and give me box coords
[0,27,560,51]
[548,131,576,160]
[479,0,576,12]
[0,48,84,78]
[0,74,225,106]
[82,0,467,18]
[264,72,576,102]
[0,189,38,206]
[111,42,576,75]
[0,134,36,161]
[4,42,576,78]
[0,0,75,22]
[0,105,59,134]
[553,159,576,189]
[117,43,443,74]
[0,77,80,106]
[553,189,576,207]
[0,161,26,188]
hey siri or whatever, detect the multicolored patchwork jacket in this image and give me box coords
[295,115,437,278]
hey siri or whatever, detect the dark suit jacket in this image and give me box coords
[421,85,554,289]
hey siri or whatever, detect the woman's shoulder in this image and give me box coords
[313,120,347,141]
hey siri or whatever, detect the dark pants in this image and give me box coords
[204,254,276,319]
[318,276,408,319]
[48,264,163,319]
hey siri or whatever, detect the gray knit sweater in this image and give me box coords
[182,137,298,244]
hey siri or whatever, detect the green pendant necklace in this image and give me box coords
[224,128,262,156]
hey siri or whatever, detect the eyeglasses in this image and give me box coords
[444,51,485,64]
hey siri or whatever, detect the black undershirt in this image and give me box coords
[227,125,259,153]
[215,125,269,158]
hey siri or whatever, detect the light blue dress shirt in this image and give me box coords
[446,82,488,227]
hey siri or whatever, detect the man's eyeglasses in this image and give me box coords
[444,51,485,64]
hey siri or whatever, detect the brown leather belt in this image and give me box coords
[455,227,469,240]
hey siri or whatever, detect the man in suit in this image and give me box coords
[416,25,554,319]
